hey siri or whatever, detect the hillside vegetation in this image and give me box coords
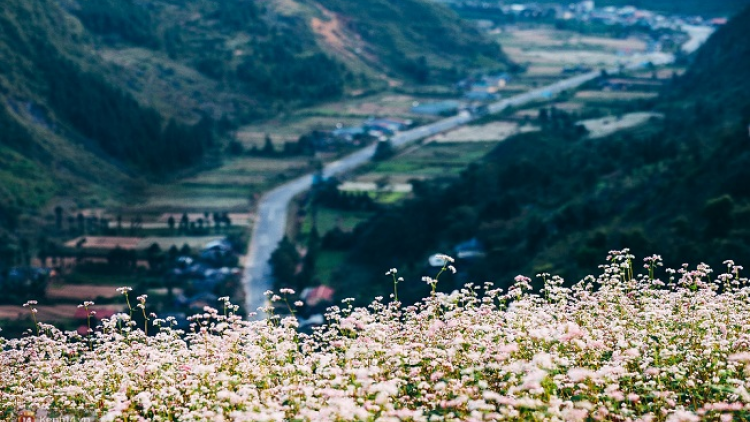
[329,5,750,304]
[314,0,508,82]
[671,4,750,113]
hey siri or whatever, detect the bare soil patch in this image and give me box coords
[427,122,539,143]
[579,112,663,138]
[47,284,122,301]
[576,36,647,52]
[0,304,120,321]
[339,182,413,193]
[65,236,143,250]
[574,91,659,101]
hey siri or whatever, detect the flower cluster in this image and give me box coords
[2,251,750,421]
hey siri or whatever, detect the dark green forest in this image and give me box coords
[73,0,160,47]
[46,57,214,172]
[0,0,213,175]
[321,5,750,305]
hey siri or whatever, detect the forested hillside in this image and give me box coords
[0,0,212,218]
[671,5,750,114]
[331,5,750,304]
[0,0,127,227]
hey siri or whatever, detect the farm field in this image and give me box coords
[574,90,660,101]
[579,112,664,138]
[367,141,501,178]
[46,284,123,301]
[494,26,648,79]
[138,157,312,212]
[426,121,539,143]
[64,235,227,251]
[235,93,442,148]
[495,27,648,52]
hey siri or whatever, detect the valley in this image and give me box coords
[0,0,747,335]
[4,1,750,420]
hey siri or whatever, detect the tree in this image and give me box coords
[145,243,162,271]
[372,139,395,161]
[54,206,63,231]
[298,227,320,289]
[262,134,275,156]
[703,195,735,238]
[375,176,391,192]
[167,245,179,263]
[538,108,549,124]
[77,213,85,234]
[179,213,189,234]
[167,216,176,232]
[213,212,221,232]
[19,238,30,266]
[227,140,244,155]
[179,244,192,257]
[37,236,49,267]
[269,236,300,290]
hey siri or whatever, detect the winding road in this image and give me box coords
[241,49,683,317]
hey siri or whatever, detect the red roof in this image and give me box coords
[302,285,335,306]
[74,307,117,320]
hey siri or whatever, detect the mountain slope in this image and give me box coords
[0,0,130,210]
[672,4,750,114]
[312,0,508,82]
[65,0,510,122]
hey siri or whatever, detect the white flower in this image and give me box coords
[434,254,455,264]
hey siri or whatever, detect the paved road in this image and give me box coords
[241,51,678,317]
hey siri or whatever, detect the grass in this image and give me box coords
[369,191,409,204]
[0,147,57,208]
[369,142,500,177]
[140,157,312,211]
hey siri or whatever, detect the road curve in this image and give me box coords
[241,51,679,317]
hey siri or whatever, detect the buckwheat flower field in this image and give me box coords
[3,251,750,421]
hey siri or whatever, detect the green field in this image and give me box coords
[139,157,312,211]
[369,142,500,177]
